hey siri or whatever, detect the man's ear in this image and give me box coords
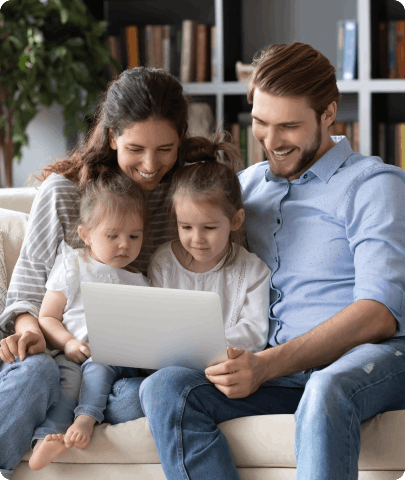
[109,129,117,150]
[78,225,90,246]
[323,101,337,128]
[231,209,245,231]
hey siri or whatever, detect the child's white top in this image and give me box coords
[46,241,150,343]
[147,241,271,352]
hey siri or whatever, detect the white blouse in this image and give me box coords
[147,241,271,352]
[46,241,150,343]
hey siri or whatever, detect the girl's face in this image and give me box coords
[174,192,244,272]
[78,211,144,269]
[110,119,180,191]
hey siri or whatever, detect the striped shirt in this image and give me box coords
[0,172,177,339]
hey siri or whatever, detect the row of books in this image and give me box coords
[230,113,265,168]
[108,20,216,82]
[378,123,405,168]
[378,21,405,79]
[330,121,359,152]
[336,20,358,81]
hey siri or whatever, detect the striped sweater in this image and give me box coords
[0,173,176,338]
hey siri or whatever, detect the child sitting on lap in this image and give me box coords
[148,133,271,353]
[29,173,150,471]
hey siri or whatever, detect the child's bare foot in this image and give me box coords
[29,434,71,471]
[64,415,96,450]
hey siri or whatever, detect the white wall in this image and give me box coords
[1,103,67,188]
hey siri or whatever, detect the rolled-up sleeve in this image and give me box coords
[342,165,405,332]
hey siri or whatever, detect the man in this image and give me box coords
[140,42,405,479]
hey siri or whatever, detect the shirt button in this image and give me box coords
[277,219,281,224]
[303,174,308,179]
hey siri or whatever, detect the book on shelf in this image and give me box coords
[108,35,122,78]
[211,26,217,82]
[153,25,164,69]
[125,26,139,69]
[330,121,358,152]
[163,25,171,72]
[196,24,210,82]
[377,122,405,168]
[396,21,405,79]
[379,20,405,78]
[342,20,357,80]
[229,112,265,168]
[336,20,345,81]
[180,20,197,82]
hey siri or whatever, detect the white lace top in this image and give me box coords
[147,241,271,352]
[46,241,150,343]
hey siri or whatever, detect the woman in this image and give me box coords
[0,66,189,479]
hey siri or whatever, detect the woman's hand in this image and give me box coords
[64,339,91,364]
[0,330,46,364]
[204,346,267,399]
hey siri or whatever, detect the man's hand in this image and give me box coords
[205,346,266,399]
[0,330,46,363]
[64,339,91,364]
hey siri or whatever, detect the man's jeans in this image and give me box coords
[0,353,60,479]
[140,337,405,480]
[74,358,145,424]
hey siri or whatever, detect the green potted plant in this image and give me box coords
[0,0,119,187]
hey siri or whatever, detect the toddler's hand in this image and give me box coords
[64,339,91,364]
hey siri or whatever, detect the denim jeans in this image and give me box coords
[0,353,60,479]
[32,352,82,441]
[74,358,145,424]
[140,337,405,480]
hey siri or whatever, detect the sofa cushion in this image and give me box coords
[0,232,7,315]
[22,411,405,470]
[0,187,37,215]
[0,208,29,287]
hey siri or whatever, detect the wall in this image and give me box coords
[1,103,67,188]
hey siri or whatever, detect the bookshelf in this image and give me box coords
[104,0,405,159]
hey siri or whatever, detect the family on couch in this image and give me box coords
[1,42,405,480]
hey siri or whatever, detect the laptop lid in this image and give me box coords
[81,282,228,372]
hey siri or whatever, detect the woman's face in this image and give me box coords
[110,119,180,191]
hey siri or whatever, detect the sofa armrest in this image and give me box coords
[0,187,37,214]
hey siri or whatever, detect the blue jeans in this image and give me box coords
[74,358,145,423]
[140,337,405,480]
[32,352,82,441]
[0,353,60,479]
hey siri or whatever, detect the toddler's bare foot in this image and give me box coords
[29,434,71,471]
[64,415,96,450]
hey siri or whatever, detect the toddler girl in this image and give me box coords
[29,173,150,471]
[148,134,271,353]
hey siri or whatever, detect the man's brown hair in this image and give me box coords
[247,42,342,118]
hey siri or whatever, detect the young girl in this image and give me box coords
[148,134,271,353]
[29,173,150,471]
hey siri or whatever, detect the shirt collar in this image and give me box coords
[265,136,354,184]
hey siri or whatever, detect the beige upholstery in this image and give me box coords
[0,188,404,480]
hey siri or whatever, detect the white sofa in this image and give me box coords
[0,187,404,480]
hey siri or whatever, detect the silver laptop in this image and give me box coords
[81,282,228,371]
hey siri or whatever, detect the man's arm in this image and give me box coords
[205,298,396,398]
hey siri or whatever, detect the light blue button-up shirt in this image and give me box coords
[237,137,405,346]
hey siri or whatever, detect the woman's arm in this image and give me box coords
[0,174,80,361]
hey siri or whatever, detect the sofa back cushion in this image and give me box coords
[0,208,29,288]
[0,187,37,214]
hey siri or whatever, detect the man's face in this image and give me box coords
[251,89,333,181]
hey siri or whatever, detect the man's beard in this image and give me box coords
[266,122,323,180]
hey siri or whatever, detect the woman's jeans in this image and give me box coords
[0,353,60,479]
[1,352,146,479]
[140,337,405,480]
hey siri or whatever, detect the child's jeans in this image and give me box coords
[74,358,145,424]
[31,352,82,442]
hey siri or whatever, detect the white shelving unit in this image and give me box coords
[183,0,405,157]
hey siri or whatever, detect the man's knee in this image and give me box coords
[139,366,208,413]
